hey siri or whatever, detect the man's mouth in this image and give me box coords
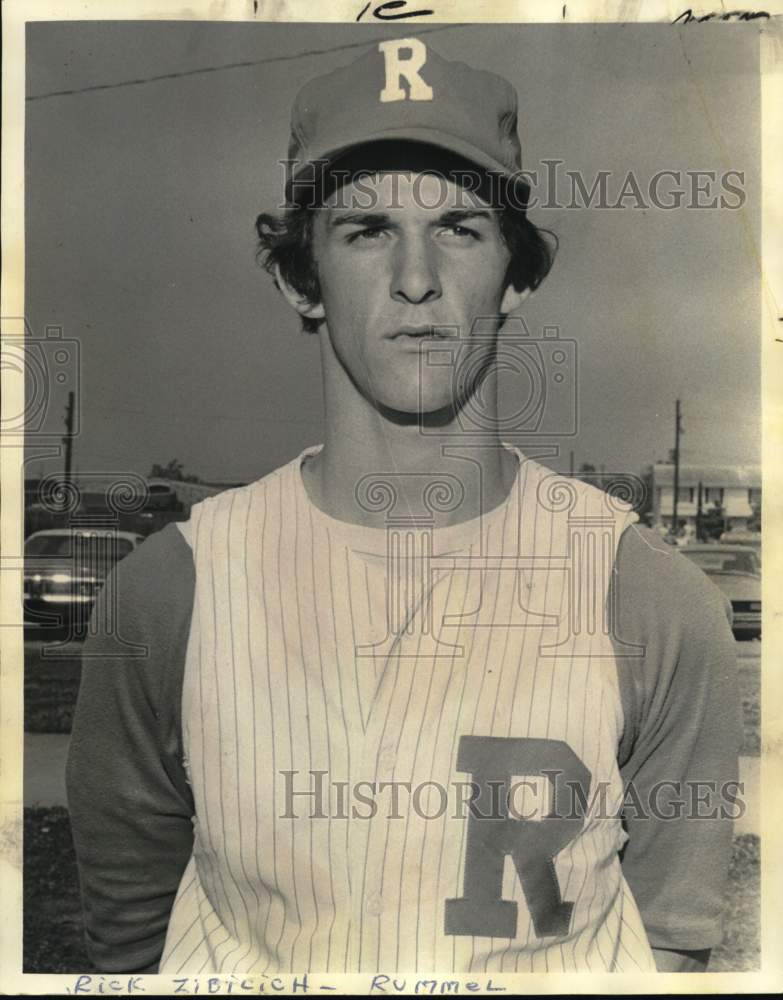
[388,326,456,340]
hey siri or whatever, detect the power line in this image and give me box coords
[26,23,468,102]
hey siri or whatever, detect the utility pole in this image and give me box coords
[696,480,703,542]
[63,391,75,488]
[671,399,683,536]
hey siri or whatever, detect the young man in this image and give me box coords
[67,38,741,975]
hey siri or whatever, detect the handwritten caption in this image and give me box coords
[672,8,769,22]
[67,973,507,995]
[356,1,434,21]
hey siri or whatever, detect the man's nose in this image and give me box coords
[390,235,442,305]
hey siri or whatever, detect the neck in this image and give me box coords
[302,351,518,530]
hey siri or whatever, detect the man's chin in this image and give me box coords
[372,396,459,427]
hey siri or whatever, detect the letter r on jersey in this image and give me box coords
[445,736,591,940]
[378,38,434,102]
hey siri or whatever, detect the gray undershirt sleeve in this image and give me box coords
[66,522,196,972]
[610,523,743,951]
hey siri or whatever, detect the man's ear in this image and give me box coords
[274,263,326,321]
[500,283,531,315]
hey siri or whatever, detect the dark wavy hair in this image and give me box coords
[255,147,557,334]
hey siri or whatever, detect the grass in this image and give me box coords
[706,834,760,972]
[737,652,761,757]
[24,652,82,733]
[24,638,82,734]
[23,807,90,973]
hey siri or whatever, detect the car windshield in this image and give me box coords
[684,549,759,575]
[25,534,135,561]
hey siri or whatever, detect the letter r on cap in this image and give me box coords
[378,38,434,103]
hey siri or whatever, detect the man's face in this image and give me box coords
[308,171,526,415]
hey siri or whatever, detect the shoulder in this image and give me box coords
[80,524,197,758]
[613,524,733,636]
[181,455,309,538]
[612,524,738,767]
[616,522,704,578]
[94,522,196,660]
[113,520,194,605]
[516,454,636,521]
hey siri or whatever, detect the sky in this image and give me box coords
[24,21,761,484]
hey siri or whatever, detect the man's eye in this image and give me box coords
[440,224,480,239]
[347,227,387,243]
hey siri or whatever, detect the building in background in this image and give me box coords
[650,463,761,536]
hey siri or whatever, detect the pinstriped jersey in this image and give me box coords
[159,445,657,973]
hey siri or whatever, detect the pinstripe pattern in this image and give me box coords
[159,445,656,973]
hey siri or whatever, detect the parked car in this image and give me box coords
[719,530,761,558]
[680,544,761,639]
[23,528,145,637]
[144,479,183,511]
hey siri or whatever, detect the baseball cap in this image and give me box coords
[285,37,530,208]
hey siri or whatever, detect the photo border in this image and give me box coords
[2,0,781,994]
